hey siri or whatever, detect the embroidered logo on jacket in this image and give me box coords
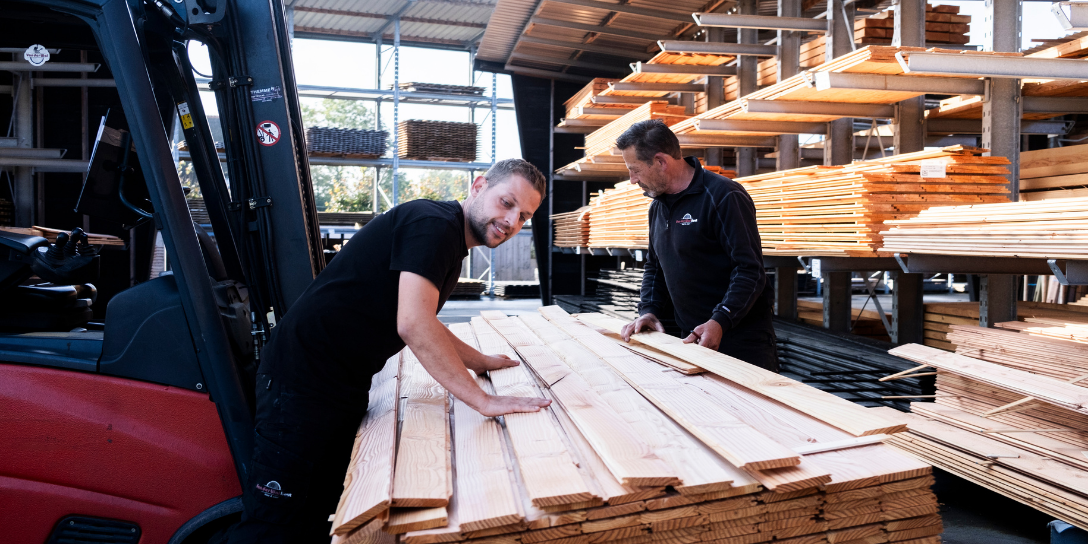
[676,213,698,226]
[257,480,293,499]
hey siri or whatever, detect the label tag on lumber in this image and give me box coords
[811,258,821,278]
[919,160,947,178]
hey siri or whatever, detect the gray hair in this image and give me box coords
[615,119,682,163]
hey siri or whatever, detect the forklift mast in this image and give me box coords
[13,0,326,488]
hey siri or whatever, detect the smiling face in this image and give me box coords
[622,148,670,198]
[465,174,543,248]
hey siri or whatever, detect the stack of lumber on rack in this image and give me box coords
[329,305,944,544]
[880,197,1088,259]
[923,301,1088,351]
[882,338,1088,529]
[774,319,935,412]
[0,226,124,246]
[395,82,484,96]
[854,5,970,45]
[587,182,649,249]
[583,102,689,159]
[307,127,388,158]
[552,207,591,248]
[1019,146,1088,201]
[564,79,627,120]
[397,121,477,162]
[796,300,890,342]
[674,46,1022,139]
[590,268,643,320]
[492,282,540,299]
[730,145,1010,257]
[319,212,375,228]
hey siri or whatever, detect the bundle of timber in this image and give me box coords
[330,305,943,544]
[586,182,649,249]
[0,225,124,246]
[854,5,970,46]
[451,279,486,298]
[552,207,591,248]
[397,121,477,162]
[1019,146,1088,201]
[923,301,1088,351]
[319,212,375,228]
[884,339,1088,528]
[553,294,609,316]
[880,197,1088,259]
[796,300,890,342]
[732,145,1011,257]
[583,102,689,159]
[564,78,627,119]
[590,268,643,320]
[492,282,539,299]
[395,82,485,96]
[774,319,935,412]
[307,127,389,158]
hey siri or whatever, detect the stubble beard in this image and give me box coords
[467,199,501,248]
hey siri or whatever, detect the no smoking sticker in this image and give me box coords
[256,121,281,146]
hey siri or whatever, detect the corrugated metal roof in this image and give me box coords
[288,0,496,47]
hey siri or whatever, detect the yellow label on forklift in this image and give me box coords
[178,102,194,130]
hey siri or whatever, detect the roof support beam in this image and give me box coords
[693,13,827,32]
[610,82,706,92]
[658,41,778,56]
[813,72,986,95]
[742,99,893,118]
[502,64,592,83]
[544,0,695,23]
[898,51,1088,80]
[529,16,669,41]
[632,62,736,76]
[519,35,650,58]
[291,7,487,28]
[509,52,627,73]
[694,119,828,134]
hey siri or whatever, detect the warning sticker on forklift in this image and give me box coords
[256,121,281,146]
[178,102,194,130]
[251,86,284,103]
[919,160,947,178]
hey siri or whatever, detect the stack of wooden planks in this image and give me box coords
[564,79,626,120]
[587,182,649,249]
[796,300,890,342]
[552,207,591,248]
[880,197,1088,259]
[854,5,970,45]
[330,305,947,544]
[922,301,1088,351]
[730,145,1010,257]
[1019,146,1088,202]
[583,102,690,160]
[883,337,1088,529]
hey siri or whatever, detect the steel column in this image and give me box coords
[776,266,798,320]
[890,271,923,344]
[893,0,925,154]
[705,27,726,167]
[824,0,854,166]
[823,271,852,333]
[980,274,1018,327]
[392,18,401,205]
[776,0,801,171]
[982,0,1022,199]
[14,73,32,226]
[736,0,758,177]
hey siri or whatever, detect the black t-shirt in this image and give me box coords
[259,199,468,403]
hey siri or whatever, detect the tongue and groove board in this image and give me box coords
[468,317,599,508]
[332,354,402,536]
[568,310,905,437]
[392,348,452,509]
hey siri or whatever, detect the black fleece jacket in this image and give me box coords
[638,157,774,334]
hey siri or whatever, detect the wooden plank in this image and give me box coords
[332,354,402,535]
[469,317,599,508]
[387,507,450,534]
[392,348,452,508]
[566,310,905,437]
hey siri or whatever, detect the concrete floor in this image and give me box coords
[442,297,1063,543]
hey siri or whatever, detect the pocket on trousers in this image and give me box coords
[244,432,313,524]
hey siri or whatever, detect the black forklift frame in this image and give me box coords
[13,0,327,487]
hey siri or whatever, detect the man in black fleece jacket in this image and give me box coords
[618,120,778,371]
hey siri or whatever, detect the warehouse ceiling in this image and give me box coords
[286,0,497,49]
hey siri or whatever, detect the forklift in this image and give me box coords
[0,0,329,541]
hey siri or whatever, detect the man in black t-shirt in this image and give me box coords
[221,159,550,544]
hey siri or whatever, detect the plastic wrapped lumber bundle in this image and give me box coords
[306,127,388,158]
[397,121,478,162]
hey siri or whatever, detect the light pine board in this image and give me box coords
[332,354,402,535]
[569,310,905,437]
[469,317,599,508]
[392,348,452,508]
[482,313,681,487]
[387,507,449,534]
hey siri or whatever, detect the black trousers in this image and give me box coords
[220,373,368,544]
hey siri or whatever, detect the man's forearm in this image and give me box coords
[444,326,489,374]
[403,318,488,409]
